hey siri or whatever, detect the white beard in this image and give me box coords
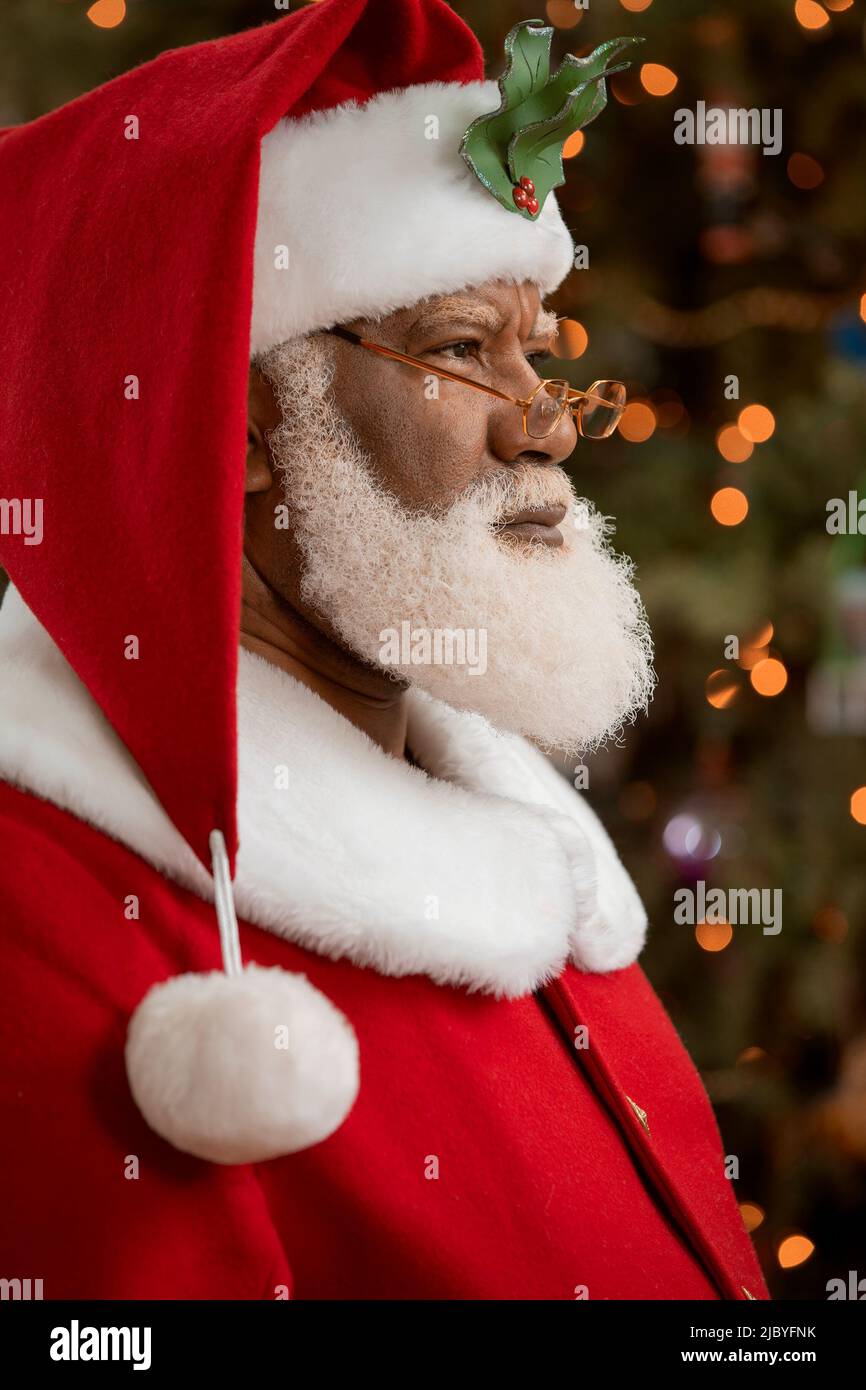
[258,335,655,755]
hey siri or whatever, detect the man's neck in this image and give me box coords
[239,560,409,760]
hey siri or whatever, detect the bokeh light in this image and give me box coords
[747,621,775,647]
[777,1234,815,1268]
[86,0,126,26]
[700,225,754,265]
[738,621,774,670]
[545,0,583,28]
[652,390,686,428]
[696,920,733,952]
[562,130,585,159]
[640,63,678,97]
[794,0,830,30]
[737,1047,768,1066]
[851,786,866,824]
[552,318,588,358]
[706,669,741,709]
[618,401,657,442]
[716,424,754,463]
[711,487,749,526]
[740,1203,766,1232]
[787,152,825,189]
[751,658,788,696]
[738,404,776,442]
[663,813,700,857]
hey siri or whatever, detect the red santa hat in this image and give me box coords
[0,0,634,1163]
[250,73,575,354]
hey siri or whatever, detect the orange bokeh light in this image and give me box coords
[563,130,585,159]
[716,424,754,463]
[748,621,775,646]
[87,0,126,26]
[545,0,583,28]
[700,225,754,265]
[751,658,788,697]
[711,487,749,526]
[618,402,657,443]
[705,669,740,709]
[737,1046,768,1065]
[794,0,830,29]
[740,1203,765,1233]
[851,786,866,825]
[777,1235,815,1268]
[738,405,776,443]
[620,0,654,11]
[653,392,686,428]
[552,319,588,359]
[787,152,825,189]
[860,293,866,324]
[640,64,678,97]
[696,920,733,952]
[738,623,775,670]
[556,316,589,355]
[738,645,769,671]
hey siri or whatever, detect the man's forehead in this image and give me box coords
[406,291,559,339]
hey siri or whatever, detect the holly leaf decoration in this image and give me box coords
[460,21,644,220]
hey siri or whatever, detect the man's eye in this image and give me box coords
[437,341,477,360]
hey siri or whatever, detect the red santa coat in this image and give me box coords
[0,587,768,1300]
[0,0,767,1302]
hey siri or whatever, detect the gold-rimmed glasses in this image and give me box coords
[326,325,626,441]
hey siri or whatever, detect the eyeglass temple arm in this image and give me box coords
[325,325,523,407]
[327,328,622,415]
[566,386,622,412]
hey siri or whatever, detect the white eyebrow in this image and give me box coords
[531,308,560,341]
[408,296,504,336]
[409,299,561,342]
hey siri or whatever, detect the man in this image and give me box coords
[0,0,768,1299]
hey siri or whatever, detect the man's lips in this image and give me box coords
[496,503,567,548]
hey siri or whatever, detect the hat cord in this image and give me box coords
[209,829,243,977]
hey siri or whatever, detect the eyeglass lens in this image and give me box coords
[525,381,571,439]
[579,381,627,440]
[525,380,626,440]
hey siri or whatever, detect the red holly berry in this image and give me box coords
[527,196,540,216]
[512,185,529,208]
[519,176,535,195]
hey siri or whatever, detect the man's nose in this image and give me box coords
[487,376,577,467]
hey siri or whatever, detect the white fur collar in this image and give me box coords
[0,585,646,997]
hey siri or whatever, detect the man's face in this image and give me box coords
[324,280,574,513]
[245,277,654,755]
[245,280,575,624]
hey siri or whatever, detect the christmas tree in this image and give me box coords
[1,0,864,1299]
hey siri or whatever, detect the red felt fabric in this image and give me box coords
[0,780,769,1301]
[0,0,483,875]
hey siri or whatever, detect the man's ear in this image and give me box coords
[246,363,278,494]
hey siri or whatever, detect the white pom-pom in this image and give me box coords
[125,963,360,1164]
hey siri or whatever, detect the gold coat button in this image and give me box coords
[625,1095,651,1134]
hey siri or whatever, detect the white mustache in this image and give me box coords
[461,464,575,524]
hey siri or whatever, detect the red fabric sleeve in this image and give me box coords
[0,782,293,1300]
